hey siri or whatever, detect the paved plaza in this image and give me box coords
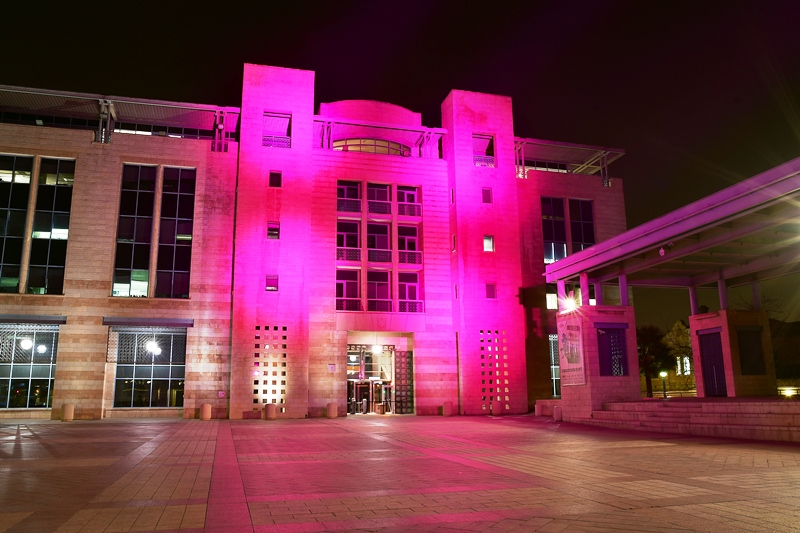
[1,415,800,532]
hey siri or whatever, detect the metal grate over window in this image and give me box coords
[0,324,59,408]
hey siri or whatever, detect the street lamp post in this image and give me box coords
[659,370,668,399]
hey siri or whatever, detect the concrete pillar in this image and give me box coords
[619,275,629,306]
[593,283,603,306]
[18,155,41,293]
[200,403,212,420]
[579,272,590,307]
[718,279,729,310]
[557,280,567,311]
[689,286,699,315]
[264,403,277,420]
[326,402,337,419]
[61,403,75,422]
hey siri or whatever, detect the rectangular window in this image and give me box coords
[452,234,456,253]
[548,333,561,397]
[598,326,628,376]
[569,199,595,253]
[481,188,493,204]
[472,134,495,167]
[398,225,422,264]
[269,171,282,188]
[0,155,33,293]
[367,183,391,214]
[483,235,495,252]
[367,270,391,312]
[397,186,421,216]
[486,283,497,299]
[337,180,361,213]
[265,275,279,291]
[398,272,423,313]
[0,323,59,408]
[267,222,280,239]
[450,188,455,205]
[541,197,566,264]
[156,168,195,299]
[111,327,186,408]
[336,269,360,310]
[367,223,391,262]
[737,328,766,375]
[114,165,156,297]
[28,159,74,294]
[262,112,291,148]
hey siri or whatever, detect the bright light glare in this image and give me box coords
[659,371,668,378]
[36,345,47,354]
[562,297,577,312]
[371,344,382,355]
[20,339,33,350]
[782,388,796,397]
[145,340,162,355]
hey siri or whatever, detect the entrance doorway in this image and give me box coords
[345,344,399,414]
[699,331,728,397]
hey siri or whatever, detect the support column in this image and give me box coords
[688,285,699,315]
[593,283,603,306]
[18,156,41,294]
[556,280,566,311]
[751,281,761,310]
[147,165,164,298]
[579,273,589,306]
[619,275,629,306]
[718,278,728,310]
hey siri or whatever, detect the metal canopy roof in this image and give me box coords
[515,137,625,175]
[0,85,240,130]
[545,157,800,289]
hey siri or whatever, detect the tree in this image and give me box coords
[662,320,694,390]
[637,325,675,398]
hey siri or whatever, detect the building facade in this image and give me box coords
[0,64,626,420]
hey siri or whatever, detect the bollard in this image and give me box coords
[264,403,277,420]
[61,403,75,422]
[361,398,368,414]
[442,400,453,417]
[326,402,337,419]
[553,405,562,421]
[200,403,212,420]
[534,404,542,416]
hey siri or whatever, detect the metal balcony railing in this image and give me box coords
[368,299,392,312]
[368,200,391,215]
[473,154,495,167]
[336,248,361,261]
[399,251,423,265]
[397,203,421,216]
[262,135,291,148]
[337,198,361,213]
[367,249,392,263]
[399,300,424,313]
[336,298,361,311]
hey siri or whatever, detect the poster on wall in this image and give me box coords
[558,313,585,386]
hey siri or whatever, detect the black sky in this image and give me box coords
[4,0,800,325]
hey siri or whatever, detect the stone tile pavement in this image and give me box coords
[1,414,800,532]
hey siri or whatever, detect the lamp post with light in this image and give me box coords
[659,370,668,399]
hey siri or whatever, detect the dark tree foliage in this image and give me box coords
[637,325,675,398]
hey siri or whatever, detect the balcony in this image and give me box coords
[368,200,391,215]
[399,251,423,265]
[399,300,424,313]
[336,298,361,311]
[368,249,392,263]
[262,135,291,148]
[398,202,421,217]
[336,248,361,261]
[473,154,495,167]
[368,299,392,312]
[337,198,361,213]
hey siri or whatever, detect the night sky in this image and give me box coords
[4,1,800,326]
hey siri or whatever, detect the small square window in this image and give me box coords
[267,222,280,239]
[483,235,495,252]
[482,188,493,204]
[269,171,282,187]
[265,275,279,291]
[486,283,497,299]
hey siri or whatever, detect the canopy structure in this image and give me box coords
[546,157,800,291]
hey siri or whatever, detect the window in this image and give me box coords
[0,324,59,408]
[114,165,156,297]
[332,138,409,156]
[541,197,566,264]
[0,155,32,293]
[337,180,361,213]
[737,328,765,375]
[367,184,391,214]
[262,112,291,148]
[598,326,628,376]
[367,271,391,311]
[548,334,561,397]
[483,235,495,252]
[336,221,360,261]
[336,269,360,310]
[367,223,391,262]
[450,188,455,205]
[397,186,421,216]
[569,199,595,252]
[473,134,495,167]
[398,272,423,313]
[527,160,568,173]
[452,234,456,253]
[482,188,493,204]
[269,171,282,187]
[267,222,280,240]
[398,226,422,264]
[28,159,74,295]
[265,275,279,291]
[111,327,186,408]
[486,283,497,299]
[156,168,195,299]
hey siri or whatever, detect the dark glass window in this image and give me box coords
[112,327,186,408]
[737,328,766,375]
[598,327,628,376]
[482,188,493,204]
[541,197,566,264]
[0,155,32,293]
[569,199,595,252]
[0,324,58,409]
[269,171,282,187]
[27,159,74,294]
[113,165,156,297]
[155,168,195,299]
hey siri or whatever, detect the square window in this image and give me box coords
[267,222,280,239]
[265,275,279,291]
[481,188,493,204]
[486,283,497,299]
[269,172,282,188]
[483,235,495,252]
